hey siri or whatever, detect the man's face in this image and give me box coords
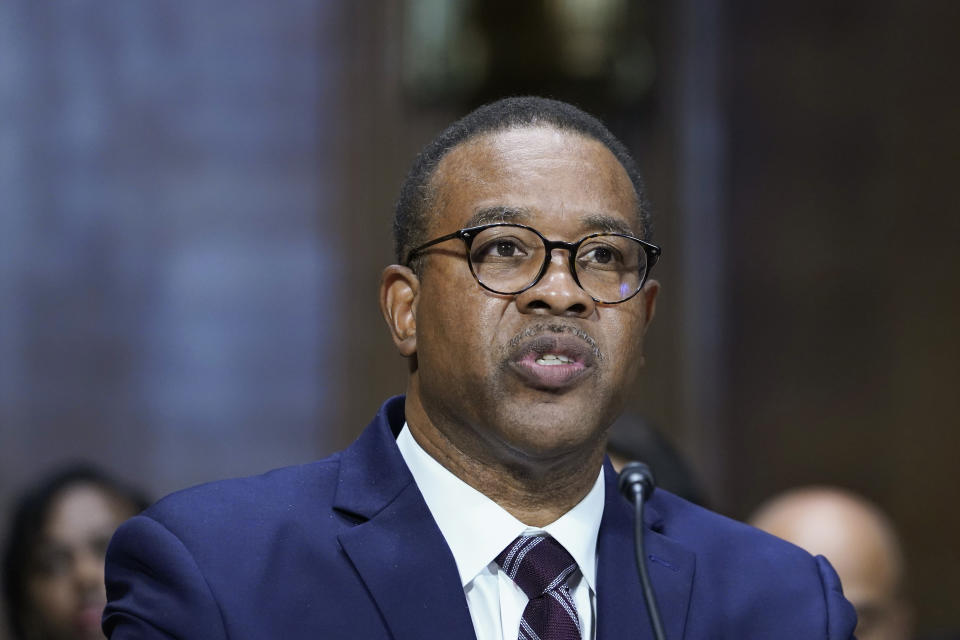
[408,125,658,468]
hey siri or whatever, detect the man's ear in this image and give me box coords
[380,264,419,357]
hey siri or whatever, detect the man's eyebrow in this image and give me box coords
[465,208,638,236]
[581,214,637,236]
[465,207,532,227]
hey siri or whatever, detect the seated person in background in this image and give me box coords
[2,465,149,640]
[750,486,913,640]
[605,412,709,507]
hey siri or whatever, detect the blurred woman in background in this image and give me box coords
[2,466,148,640]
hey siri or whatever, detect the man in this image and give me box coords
[751,486,913,640]
[103,97,856,638]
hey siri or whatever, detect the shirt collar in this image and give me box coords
[396,423,604,592]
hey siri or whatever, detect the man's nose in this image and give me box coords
[515,251,595,317]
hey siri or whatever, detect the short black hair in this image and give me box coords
[393,96,652,266]
[2,464,150,639]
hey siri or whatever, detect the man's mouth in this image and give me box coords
[507,331,598,391]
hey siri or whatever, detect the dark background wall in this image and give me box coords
[0,4,341,634]
[0,2,338,496]
[723,2,960,629]
[1,1,957,636]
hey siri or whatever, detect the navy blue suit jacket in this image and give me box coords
[104,397,856,638]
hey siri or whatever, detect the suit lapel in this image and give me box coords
[333,399,694,640]
[334,397,477,640]
[596,463,695,640]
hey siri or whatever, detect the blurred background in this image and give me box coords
[1,1,957,636]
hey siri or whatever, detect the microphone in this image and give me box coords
[618,462,667,640]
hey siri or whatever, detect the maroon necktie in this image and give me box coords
[496,535,583,640]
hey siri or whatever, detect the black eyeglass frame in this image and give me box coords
[404,222,662,304]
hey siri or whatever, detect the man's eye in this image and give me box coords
[581,245,621,265]
[590,247,613,263]
[476,238,527,260]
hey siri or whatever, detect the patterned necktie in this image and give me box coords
[496,534,583,640]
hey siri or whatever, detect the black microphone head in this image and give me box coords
[618,461,656,501]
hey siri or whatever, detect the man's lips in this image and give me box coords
[507,334,597,391]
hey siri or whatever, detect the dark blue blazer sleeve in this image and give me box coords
[103,514,228,639]
[816,554,858,640]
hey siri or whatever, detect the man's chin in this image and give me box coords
[493,407,607,459]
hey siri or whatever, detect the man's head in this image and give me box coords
[394,97,653,270]
[750,487,913,640]
[381,97,659,481]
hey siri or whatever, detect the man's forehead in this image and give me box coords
[428,126,641,233]
[436,125,616,173]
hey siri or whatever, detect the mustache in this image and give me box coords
[506,323,603,361]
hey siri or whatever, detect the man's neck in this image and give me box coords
[404,395,606,528]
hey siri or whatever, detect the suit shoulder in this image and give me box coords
[651,491,855,637]
[143,453,343,539]
[652,489,820,574]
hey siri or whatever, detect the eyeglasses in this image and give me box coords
[405,222,661,304]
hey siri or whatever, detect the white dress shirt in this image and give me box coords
[396,424,605,640]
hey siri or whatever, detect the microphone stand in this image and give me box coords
[619,462,667,640]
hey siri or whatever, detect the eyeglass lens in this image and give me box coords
[467,225,647,302]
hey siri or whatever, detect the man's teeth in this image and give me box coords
[535,354,574,366]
